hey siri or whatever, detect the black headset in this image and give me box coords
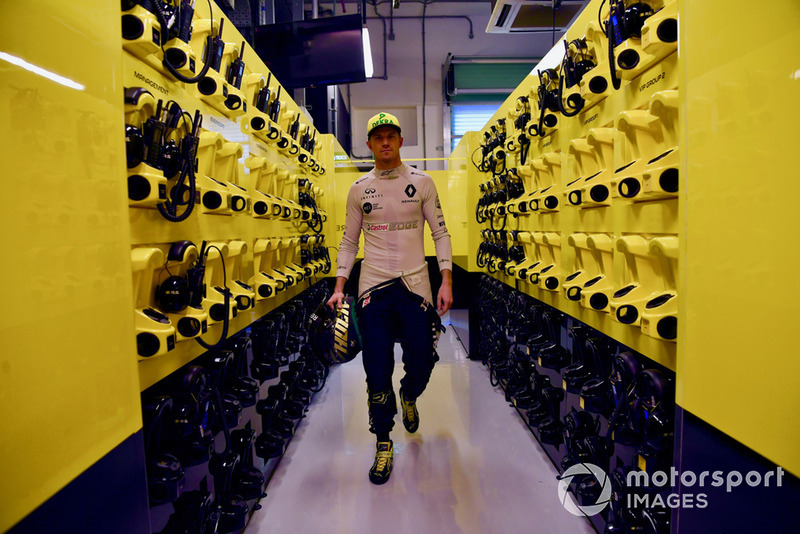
[557,38,596,117]
[160,477,215,533]
[527,374,565,429]
[508,230,527,266]
[575,434,614,504]
[488,183,508,232]
[124,88,202,222]
[125,88,183,174]
[255,394,288,460]
[606,463,649,532]
[530,69,561,137]
[562,38,597,89]
[561,409,602,471]
[506,168,525,200]
[249,319,281,382]
[298,186,323,234]
[539,415,566,446]
[204,352,253,534]
[562,326,601,393]
[197,242,232,350]
[533,310,568,370]
[603,0,656,89]
[514,96,531,131]
[254,334,321,459]
[577,338,617,415]
[207,351,243,434]
[564,408,601,443]
[633,368,674,462]
[208,449,249,533]
[143,395,185,505]
[229,428,266,501]
[157,241,203,312]
[124,87,152,169]
[599,351,643,444]
[156,240,233,349]
[225,336,260,408]
[154,240,209,339]
[608,367,674,452]
[170,365,216,466]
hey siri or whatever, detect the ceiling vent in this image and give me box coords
[486,0,589,34]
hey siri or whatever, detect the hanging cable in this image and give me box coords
[557,54,584,117]
[158,108,201,222]
[195,243,231,350]
[421,0,429,169]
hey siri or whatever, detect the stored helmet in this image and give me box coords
[308,297,362,365]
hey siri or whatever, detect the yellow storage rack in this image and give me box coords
[455,0,800,480]
[1,0,349,530]
[463,0,679,371]
[120,0,339,390]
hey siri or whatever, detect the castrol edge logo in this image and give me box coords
[366,220,419,232]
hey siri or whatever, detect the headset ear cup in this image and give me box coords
[148,452,185,505]
[169,240,197,262]
[124,86,153,106]
[124,87,155,169]
[160,139,182,178]
[158,275,190,312]
[181,365,208,394]
[613,351,641,385]
[125,124,144,168]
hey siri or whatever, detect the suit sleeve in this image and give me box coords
[421,177,453,271]
[336,184,363,279]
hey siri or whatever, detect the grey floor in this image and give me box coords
[244,322,595,534]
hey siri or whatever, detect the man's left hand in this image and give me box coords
[437,269,453,316]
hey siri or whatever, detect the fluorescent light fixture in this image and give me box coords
[362,27,374,78]
[0,51,85,91]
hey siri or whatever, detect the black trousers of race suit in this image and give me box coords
[356,278,440,438]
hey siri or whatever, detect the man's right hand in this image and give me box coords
[326,290,346,310]
[327,277,349,310]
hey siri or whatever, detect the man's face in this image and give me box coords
[367,127,403,167]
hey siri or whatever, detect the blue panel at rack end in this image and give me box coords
[9,431,150,534]
[672,408,800,533]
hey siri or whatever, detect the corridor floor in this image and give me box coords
[244,326,595,534]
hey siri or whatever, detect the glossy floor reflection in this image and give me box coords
[245,326,595,534]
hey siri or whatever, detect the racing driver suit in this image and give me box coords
[335,163,452,438]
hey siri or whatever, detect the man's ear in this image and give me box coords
[366,139,372,151]
[399,136,404,148]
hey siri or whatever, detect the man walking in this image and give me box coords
[327,112,453,484]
